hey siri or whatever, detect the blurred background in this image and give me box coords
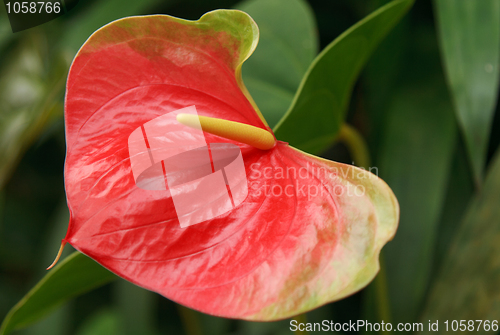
[1,0,499,334]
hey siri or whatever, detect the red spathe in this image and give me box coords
[63,11,398,320]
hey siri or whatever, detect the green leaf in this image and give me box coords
[378,85,457,323]
[273,0,414,154]
[359,9,460,322]
[23,305,71,335]
[421,148,500,327]
[0,6,14,53]
[20,204,75,335]
[431,140,474,276]
[434,0,500,185]
[236,0,318,128]
[0,33,68,190]
[0,252,117,335]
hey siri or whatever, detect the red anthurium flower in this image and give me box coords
[60,10,398,320]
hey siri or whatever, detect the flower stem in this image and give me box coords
[292,313,309,334]
[374,254,392,327]
[177,304,203,335]
[337,124,371,169]
[337,124,392,330]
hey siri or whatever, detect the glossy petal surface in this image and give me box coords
[63,11,398,320]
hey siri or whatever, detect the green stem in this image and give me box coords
[338,124,392,331]
[292,313,309,334]
[337,124,371,169]
[177,305,203,335]
[374,254,392,328]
